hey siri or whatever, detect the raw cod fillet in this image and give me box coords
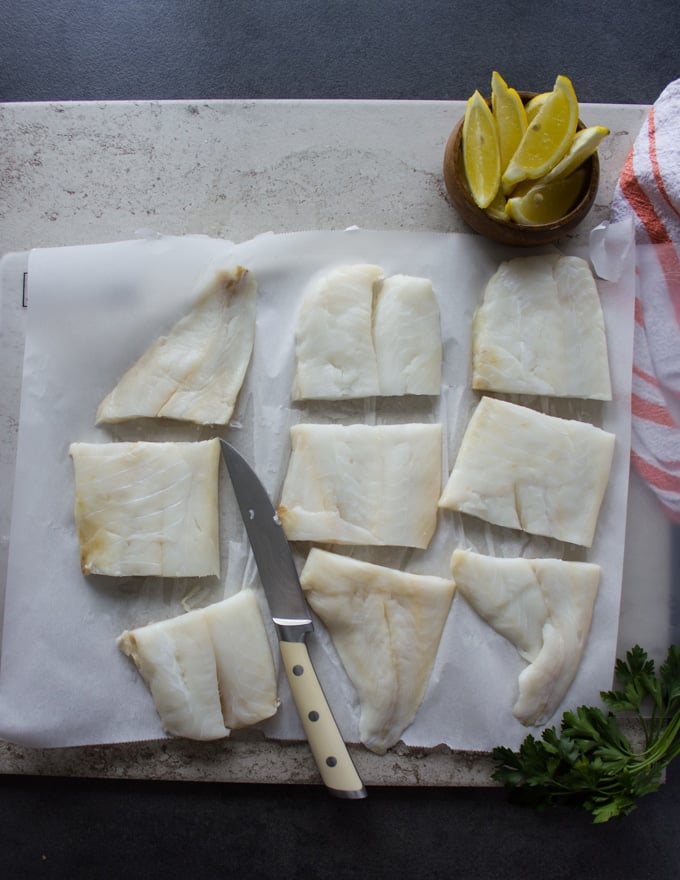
[203,594,279,729]
[472,254,612,400]
[292,264,442,400]
[439,397,615,547]
[118,590,279,740]
[300,548,456,753]
[96,265,257,426]
[450,549,600,725]
[70,438,220,577]
[374,274,443,396]
[292,264,383,400]
[278,422,442,549]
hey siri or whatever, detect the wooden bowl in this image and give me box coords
[443,92,599,246]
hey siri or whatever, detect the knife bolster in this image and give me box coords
[274,621,313,642]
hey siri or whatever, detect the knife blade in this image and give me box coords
[220,440,366,799]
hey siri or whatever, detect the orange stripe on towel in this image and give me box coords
[631,450,680,498]
[634,295,645,326]
[619,150,670,244]
[631,392,677,427]
[621,147,680,328]
[633,363,660,388]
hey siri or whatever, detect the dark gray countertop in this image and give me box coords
[1,0,678,106]
[1,2,679,878]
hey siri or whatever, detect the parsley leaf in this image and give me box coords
[491,644,680,822]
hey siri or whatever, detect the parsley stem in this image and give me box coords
[629,712,680,773]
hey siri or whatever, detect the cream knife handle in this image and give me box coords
[279,639,367,799]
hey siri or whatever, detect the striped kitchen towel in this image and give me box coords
[610,78,680,521]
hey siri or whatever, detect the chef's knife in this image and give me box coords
[220,440,367,799]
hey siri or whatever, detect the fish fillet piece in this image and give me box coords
[292,264,383,400]
[118,608,228,740]
[439,397,615,547]
[278,422,442,548]
[292,265,442,400]
[118,590,279,740]
[70,438,220,577]
[373,274,442,396]
[300,548,455,753]
[203,590,280,729]
[96,265,257,426]
[450,549,600,725]
[472,254,612,400]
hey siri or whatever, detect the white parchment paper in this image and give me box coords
[0,228,635,751]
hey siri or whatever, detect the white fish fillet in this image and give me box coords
[292,264,442,400]
[203,591,280,730]
[96,265,257,426]
[118,590,279,740]
[70,438,220,577]
[472,254,612,400]
[300,548,455,753]
[439,397,615,547]
[278,422,442,548]
[118,608,228,740]
[450,549,600,725]
[373,274,442,396]
[292,264,383,400]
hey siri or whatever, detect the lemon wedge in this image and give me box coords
[462,90,501,209]
[524,92,551,123]
[501,75,579,190]
[542,125,609,183]
[491,71,528,174]
[486,190,509,222]
[505,168,586,225]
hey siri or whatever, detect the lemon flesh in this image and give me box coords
[524,92,551,122]
[505,168,586,225]
[491,71,528,174]
[462,90,501,209]
[501,75,579,190]
[542,125,609,183]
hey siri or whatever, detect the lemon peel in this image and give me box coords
[505,168,587,225]
[501,75,579,190]
[462,90,501,209]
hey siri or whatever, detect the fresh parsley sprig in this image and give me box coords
[491,644,680,823]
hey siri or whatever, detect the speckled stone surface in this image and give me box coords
[0,99,646,252]
[0,99,665,788]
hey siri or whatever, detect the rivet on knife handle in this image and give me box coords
[279,640,366,798]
